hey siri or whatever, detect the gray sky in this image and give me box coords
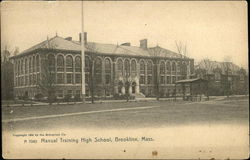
[1,1,248,69]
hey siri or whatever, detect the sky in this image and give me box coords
[1,1,248,69]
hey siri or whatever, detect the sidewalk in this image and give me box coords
[2,95,248,107]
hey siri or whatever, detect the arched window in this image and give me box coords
[36,55,40,72]
[75,56,81,72]
[66,55,73,84]
[25,59,28,74]
[57,55,64,72]
[33,56,35,73]
[105,58,111,85]
[94,57,102,84]
[139,60,145,84]
[147,61,153,84]
[160,61,165,84]
[166,61,171,74]
[57,55,64,84]
[117,59,123,75]
[85,56,90,72]
[140,60,145,74]
[75,56,82,84]
[131,60,136,72]
[85,56,91,84]
[21,59,23,74]
[124,59,130,76]
[172,62,176,72]
[160,61,165,74]
[66,55,73,72]
[29,57,32,73]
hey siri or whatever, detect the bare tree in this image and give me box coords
[175,41,188,57]
[38,56,56,104]
[223,56,232,98]
[37,37,57,104]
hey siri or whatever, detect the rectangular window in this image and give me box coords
[25,76,28,86]
[67,90,73,96]
[57,73,64,84]
[85,74,89,84]
[57,67,64,72]
[160,76,165,84]
[33,74,36,85]
[66,74,73,84]
[75,74,81,84]
[57,90,63,98]
[140,75,145,84]
[37,73,40,84]
[147,76,152,84]
[75,90,81,97]
[172,76,176,83]
[86,88,90,97]
[29,75,32,85]
[167,76,171,84]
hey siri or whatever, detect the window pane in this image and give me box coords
[66,74,73,84]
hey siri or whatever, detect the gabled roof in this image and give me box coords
[14,36,189,59]
[195,59,241,75]
[148,46,186,59]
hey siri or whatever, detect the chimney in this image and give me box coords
[121,42,131,46]
[140,39,147,49]
[65,37,72,41]
[79,32,87,44]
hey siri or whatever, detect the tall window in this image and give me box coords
[66,56,73,84]
[48,54,55,71]
[25,59,28,74]
[66,56,73,72]
[160,61,165,74]
[117,59,123,75]
[66,74,73,84]
[85,56,90,72]
[57,55,64,72]
[160,61,165,84]
[21,59,23,74]
[139,60,145,84]
[29,57,32,73]
[172,62,176,73]
[177,62,181,73]
[147,61,153,84]
[124,59,130,77]
[94,57,102,84]
[131,60,137,73]
[75,74,81,84]
[32,57,35,73]
[215,72,221,80]
[57,73,64,84]
[85,56,90,84]
[75,56,81,72]
[105,58,111,85]
[36,55,39,72]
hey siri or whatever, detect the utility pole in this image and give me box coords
[81,1,86,103]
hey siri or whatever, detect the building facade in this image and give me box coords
[195,59,248,96]
[11,34,194,100]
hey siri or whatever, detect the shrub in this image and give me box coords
[64,94,72,102]
[35,93,44,101]
[74,94,81,102]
